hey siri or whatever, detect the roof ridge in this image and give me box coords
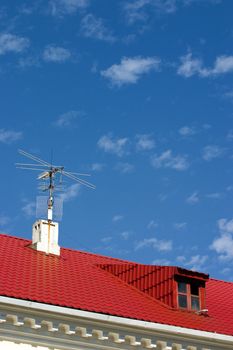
[1,233,232,284]
[0,232,134,264]
[62,246,134,263]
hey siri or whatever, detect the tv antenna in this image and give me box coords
[16,149,95,222]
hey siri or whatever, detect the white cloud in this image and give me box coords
[176,255,185,263]
[149,0,177,13]
[124,0,219,24]
[221,267,231,275]
[224,91,233,102]
[186,191,199,204]
[183,0,221,4]
[151,150,189,171]
[91,163,105,172]
[112,214,124,222]
[158,193,168,202]
[101,56,160,86]
[18,4,38,15]
[124,0,151,24]
[22,201,35,217]
[135,237,172,251]
[202,145,223,161]
[120,231,131,240]
[186,255,208,271]
[97,135,129,157]
[0,214,10,226]
[0,129,23,144]
[60,183,81,202]
[43,45,71,62]
[202,123,212,130]
[211,234,233,261]
[18,56,40,68]
[212,55,233,74]
[101,236,112,243]
[147,220,158,229]
[136,134,155,151]
[227,129,233,140]
[0,33,29,55]
[179,126,195,136]
[177,53,206,78]
[124,0,176,24]
[53,110,80,127]
[206,192,222,199]
[49,0,89,16]
[210,218,233,261]
[173,222,187,230]
[177,254,208,271]
[178,52,233,78]
[218,218,233,234]
[80,14,116,42]
[122,34,137,45]
[115,162,134,174]
[152,258,170,265]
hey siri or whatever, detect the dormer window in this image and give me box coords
[100,264,208,312]
[177,281,201,311]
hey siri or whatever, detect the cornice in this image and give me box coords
[0,297,232,350]
[0,313,205,350]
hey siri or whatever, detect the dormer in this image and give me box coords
[99,264,209,312]
[174,267,208,311]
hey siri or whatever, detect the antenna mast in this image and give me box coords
[48,170,54,222]
[16,149,95,255]
[16,149,95,222]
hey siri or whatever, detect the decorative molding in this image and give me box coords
[0,313,215,350]
[0,296,232,350]
[0,295,232,344]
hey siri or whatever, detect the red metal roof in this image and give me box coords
[99,264,209,308]
[0,233,233,336]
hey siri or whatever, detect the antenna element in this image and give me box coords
[16,149,95,255]
[17,149,95,222]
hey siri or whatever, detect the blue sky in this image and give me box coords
[0,0,233,281]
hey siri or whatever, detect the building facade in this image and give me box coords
[0,231,232,350]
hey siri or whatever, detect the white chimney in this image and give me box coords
[31,219,60,255]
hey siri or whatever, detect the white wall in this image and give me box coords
[0,341,56,350]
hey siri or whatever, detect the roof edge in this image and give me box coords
[0,296,232,342]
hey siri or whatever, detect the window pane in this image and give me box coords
[178,294,187,308]
[178,282,187,293]
[190,284,199,296]
[191,296,200,310]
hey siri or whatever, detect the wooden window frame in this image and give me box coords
[176,280,206,311]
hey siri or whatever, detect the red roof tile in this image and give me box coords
[98,264,209,308]
[0,233,233,336]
